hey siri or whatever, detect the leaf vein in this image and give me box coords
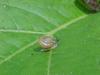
[0,40,38,64]
[47,15,88,75]
[0,29,46,34]
[0,15,88,73]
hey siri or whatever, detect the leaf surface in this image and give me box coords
[0,0,100,75]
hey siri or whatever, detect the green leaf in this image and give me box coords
[0,0,100,75]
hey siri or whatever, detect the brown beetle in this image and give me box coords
[84,0,100,11]
[38,35,57,51]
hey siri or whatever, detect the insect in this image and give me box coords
[79,0,100,11]
[38,35,57,51]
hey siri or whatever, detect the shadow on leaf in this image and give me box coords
[74,0,97,14]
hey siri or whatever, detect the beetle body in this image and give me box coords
[79,0,100,11]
